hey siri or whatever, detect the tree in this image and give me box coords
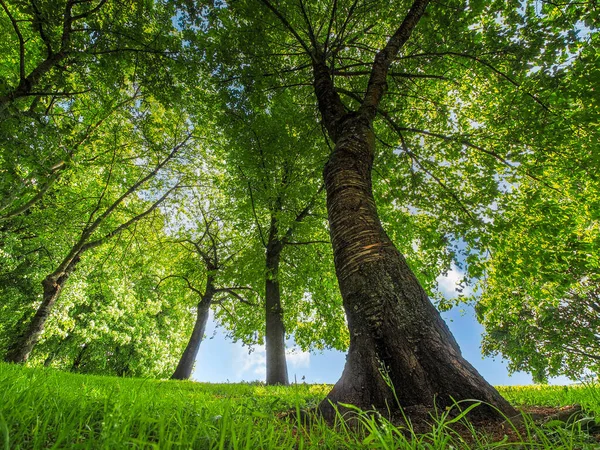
[215,0,513,418]
[200,0,595,418]
[473,31,600,381]
[475,176,600,382]
[461,13,600,382]
[31,224,195,378]
[160,201,260,381]
[0,0,179,112]
[0,0,182,220]
[215,90,347,385]
[4,101,194,363]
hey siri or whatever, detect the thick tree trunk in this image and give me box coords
[265,241,289,385]
[4,276,65,363]
[171,288,213,380]
[319,116,516,419]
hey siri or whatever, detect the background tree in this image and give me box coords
[30,223,194,377]
[0,0,182,220]
[160,192,260,381]
[215,90,347,385]
[472,26,600,381]
[3,100,195,363]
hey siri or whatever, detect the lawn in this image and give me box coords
[0,362,598,449]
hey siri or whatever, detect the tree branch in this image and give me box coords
[359,0,430,121]
[0,0,26,81]
[259,0,315,60]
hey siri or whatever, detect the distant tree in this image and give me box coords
[217,91,347,385]
[33,227,195,378]
[470,24,599,382]
[160,200,259,381]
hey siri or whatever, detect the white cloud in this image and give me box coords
[286,348,310,369]
[231,344,311,381]
[233,345,266,380]
[437,264,472,298]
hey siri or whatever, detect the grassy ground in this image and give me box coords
[0,362,598,449]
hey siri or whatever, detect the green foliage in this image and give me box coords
[212,89,348,352]
[470,22,600,381]
[206,0,599,313]
[29,232,195,377]
[1,0,598,388]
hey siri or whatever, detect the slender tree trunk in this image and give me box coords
[265,240,289,385]
[171,282,214,380]
[70,343,88,372]
[318,115,516,419]
[4,275,67,363]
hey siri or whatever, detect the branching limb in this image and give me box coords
[0,0,26,81]
[259,0,314,60]
[359,0,430,121]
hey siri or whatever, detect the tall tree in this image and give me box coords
[217,91,346,385]
[31,224,195,378]
[472,27,600,382]
[161,200,259,381]
[0,0,182,219]
[202,0,594,418]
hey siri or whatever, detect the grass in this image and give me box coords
[0,362,598,449]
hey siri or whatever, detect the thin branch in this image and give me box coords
[359,0,430,121]
[71,0,107,22]
[83,183,180,251]
[0,0,26,81]
[298,0,318,48]
[285,240,330,245]
[30,0,53,57]
[259,0,315,60]
[322,0,337,55]
[217,288,257,307]
[246,179,267,247]
[334,69,447,80]
[85,133,192,237]
[157,274,204,297]
[398,51,551,112]
[282,183,325,244]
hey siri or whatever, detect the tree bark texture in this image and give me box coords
[4,275,67,363]
[265,240,289,385]
[171,282,214,380]
[319,115,516,419]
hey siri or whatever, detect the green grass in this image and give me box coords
[0,362,598,449]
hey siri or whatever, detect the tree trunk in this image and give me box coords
[319,115,516,419]
[4,275,65,363]
[265,241,289,385]
[171,287,213,380]
[70,343,89,372]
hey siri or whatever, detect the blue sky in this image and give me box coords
[193,265,572,386]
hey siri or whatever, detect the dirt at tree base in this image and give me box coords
[281,403,600,446]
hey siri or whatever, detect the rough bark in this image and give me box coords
[265,239,289,385]
[171,280,214,380]
[318,115,516,420]
[5,274,68,363]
